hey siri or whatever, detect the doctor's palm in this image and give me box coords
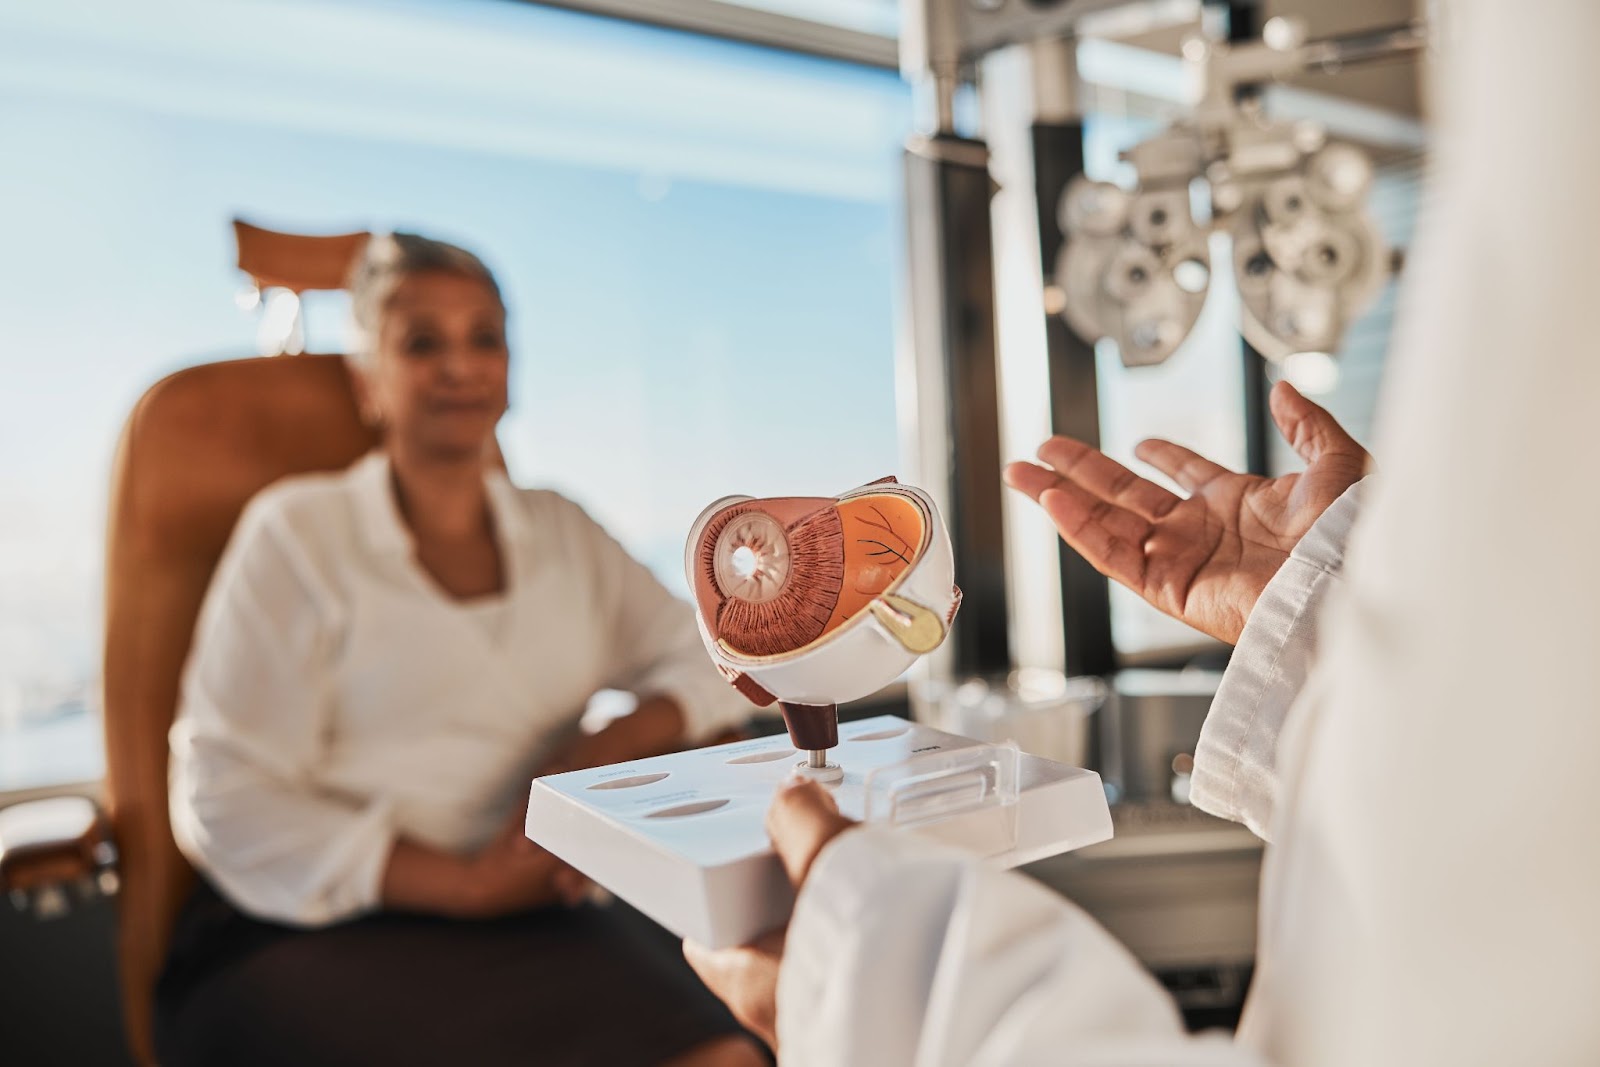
[1005,382,1369,646]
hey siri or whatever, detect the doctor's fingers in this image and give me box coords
[1007,463,1170,538]
[767,780,856,889]
[1023,476,1153,548]
[1003,461,1059,503]
[1028,438,1181,521]
[1035,484,1151,592]
[1133,439,1235,495]
[1268,380,1366,466]
[683,933,784,1049]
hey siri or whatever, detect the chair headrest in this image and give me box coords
[233,219,370,294]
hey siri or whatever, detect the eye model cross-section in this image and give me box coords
[684,478,962,784]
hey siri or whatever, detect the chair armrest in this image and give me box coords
[0,796,118,918]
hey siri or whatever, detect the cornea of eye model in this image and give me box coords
[685,477,961,785]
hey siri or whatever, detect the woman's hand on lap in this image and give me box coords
[461,810,589,918]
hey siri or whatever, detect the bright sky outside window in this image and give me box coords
[0,0,911,790]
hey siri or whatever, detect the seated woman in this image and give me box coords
[158,233,765,1067]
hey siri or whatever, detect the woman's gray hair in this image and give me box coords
[346,231,504,361]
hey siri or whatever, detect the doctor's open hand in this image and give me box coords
[1005,380,1369,645]
[683,780,857,1052]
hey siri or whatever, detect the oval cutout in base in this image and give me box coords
[850,725,910,741]
[588,772,670,791]
[726,749,796,765]
[645,799,731,819]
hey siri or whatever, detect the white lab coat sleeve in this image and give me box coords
[568,501,758,741]
[169,495,394,927]
[778,828,1262,1067]
[1188,479,1369,841]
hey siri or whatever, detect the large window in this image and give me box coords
[0,0,910,791]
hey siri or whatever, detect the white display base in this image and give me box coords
[526,715,1113,949]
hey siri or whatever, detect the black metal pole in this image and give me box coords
[1033,121,1117,679]
[1226,0,1275,477]
[903,135,1011,678]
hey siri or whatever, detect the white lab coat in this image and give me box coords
[169,451,754,927]
[775,3,1600,1063]
[1189,479,1369,843]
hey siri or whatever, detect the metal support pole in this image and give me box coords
[1033,119,1117,678]
[903,135,1011,679]
[1226,0,1275,476]
[1016,36,1117,678]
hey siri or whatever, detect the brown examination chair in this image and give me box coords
[0,222,747,1063]
[0,224,398,1064]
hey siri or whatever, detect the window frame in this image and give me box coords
[526,0,898,67]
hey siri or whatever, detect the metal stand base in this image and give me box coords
[792,753,845,785]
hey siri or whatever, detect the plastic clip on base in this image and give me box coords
[863,740,1021,856]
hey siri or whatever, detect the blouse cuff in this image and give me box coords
[643,667,758,743]
[336,803,399,919]
[226,799,396,928]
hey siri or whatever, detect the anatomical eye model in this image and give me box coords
[685,478,961,783]
[525,480,1105,951]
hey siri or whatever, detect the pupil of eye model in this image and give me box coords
[731,545,759,579]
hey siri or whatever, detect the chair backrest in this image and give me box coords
[103,354,378,1064]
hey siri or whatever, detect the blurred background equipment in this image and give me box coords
[1055,19,1418,366]
[902,1,1420,372]
[915,668,1107,769]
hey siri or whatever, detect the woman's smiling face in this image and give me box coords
[366,269,510,462]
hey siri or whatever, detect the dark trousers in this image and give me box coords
[155,881,744,1067]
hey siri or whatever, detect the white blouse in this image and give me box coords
[169,452,756,927]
